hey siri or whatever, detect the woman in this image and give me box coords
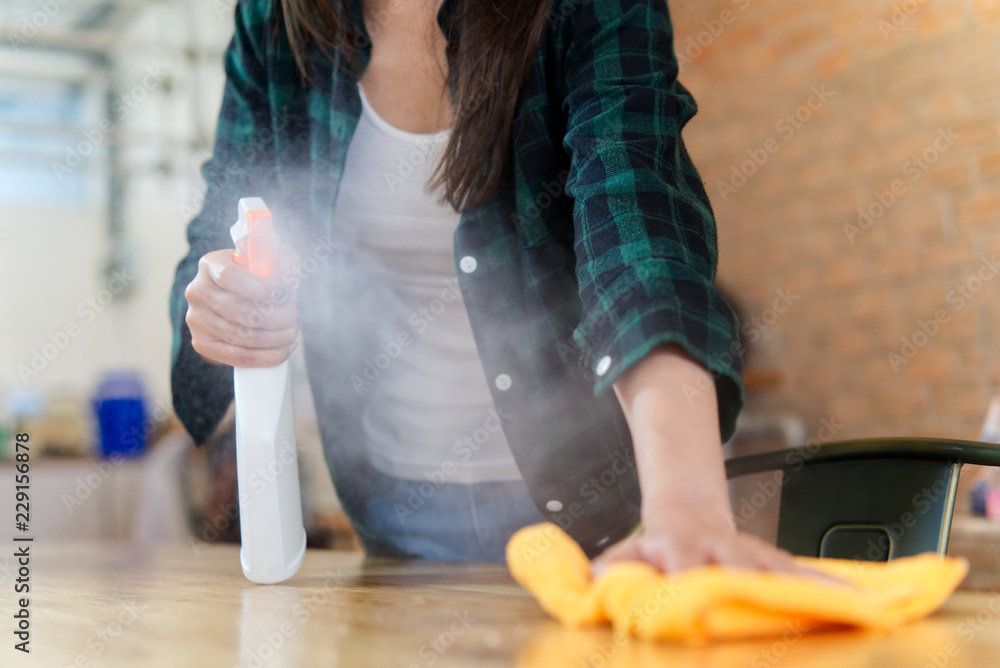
[171,0,806,577]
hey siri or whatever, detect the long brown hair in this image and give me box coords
[278,0,551,212]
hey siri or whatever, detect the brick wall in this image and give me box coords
[671,0,1000,441]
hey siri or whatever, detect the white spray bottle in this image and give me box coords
[230,197,307,584]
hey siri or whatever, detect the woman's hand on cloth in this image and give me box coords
[591,502,844,585]
[600,344,846,585]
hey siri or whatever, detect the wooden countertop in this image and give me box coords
[3,542,1000,667]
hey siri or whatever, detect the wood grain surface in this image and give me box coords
[1,541,999,668]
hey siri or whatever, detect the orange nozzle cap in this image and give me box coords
[244,209,277,278]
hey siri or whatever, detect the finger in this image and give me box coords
[732,539,821,579]
[243,298,298,331]
[741,538,798,571]
[187,307,298,350]
[717,539,853,587]
[757,544,854,586]
[591,537,644,576]
[191,337,293,368]
[197,286,298,332]
[201,250,284,303]
[706,535,785,573]
[658,542,707,574]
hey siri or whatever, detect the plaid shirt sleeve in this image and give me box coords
[562,0,744,439]
[168,0,277,445]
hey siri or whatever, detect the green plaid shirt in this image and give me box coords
[169,0,744,555]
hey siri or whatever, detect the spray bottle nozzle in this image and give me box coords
[231,197,278,278]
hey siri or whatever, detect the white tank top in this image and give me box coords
[329,81,522,483]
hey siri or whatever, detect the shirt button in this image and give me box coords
[545,500,563,512]
[495,374,512,391]
[459,255,477,273]
[595,355,612,376]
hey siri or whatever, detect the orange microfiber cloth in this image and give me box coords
[506,523,968,644]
